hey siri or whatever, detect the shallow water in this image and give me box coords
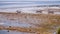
[0,30,35,34]
[0,30,57,34]
[0,20,32,28]
[0,1,60,14]
[0,16,35,28]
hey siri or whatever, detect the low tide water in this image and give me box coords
[0,30,35,34]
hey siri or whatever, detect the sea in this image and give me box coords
[0,1,60,13]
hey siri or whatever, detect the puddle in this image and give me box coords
[0,30,35,34]
[0,18,33,28]
[0,30,57,34]
[0,21,32,28]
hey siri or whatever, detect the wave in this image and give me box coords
[0,1,60,9]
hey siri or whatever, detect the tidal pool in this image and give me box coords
[0,30,35,34]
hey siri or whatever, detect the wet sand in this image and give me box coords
[0,12,60,34]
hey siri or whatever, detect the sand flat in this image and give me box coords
[0,12,60,34]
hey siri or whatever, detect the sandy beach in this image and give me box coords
[0,12,60,34]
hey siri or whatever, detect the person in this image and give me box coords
[9,26,11,28]
[7,30,9,32]
[36,10,42,13]
[16,10,21,13]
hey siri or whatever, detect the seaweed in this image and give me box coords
[57,28,60,34]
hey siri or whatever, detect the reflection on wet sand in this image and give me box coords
[0,12,60,34]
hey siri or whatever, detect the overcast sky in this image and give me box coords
[0,0,60,1]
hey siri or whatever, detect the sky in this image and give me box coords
[0,0,60,1]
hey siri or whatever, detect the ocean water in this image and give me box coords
[0,1,60,9]
[0,1,60,13]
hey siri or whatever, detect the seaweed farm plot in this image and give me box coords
[0,13,60,34]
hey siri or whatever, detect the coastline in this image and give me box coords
[0,12,60,34]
